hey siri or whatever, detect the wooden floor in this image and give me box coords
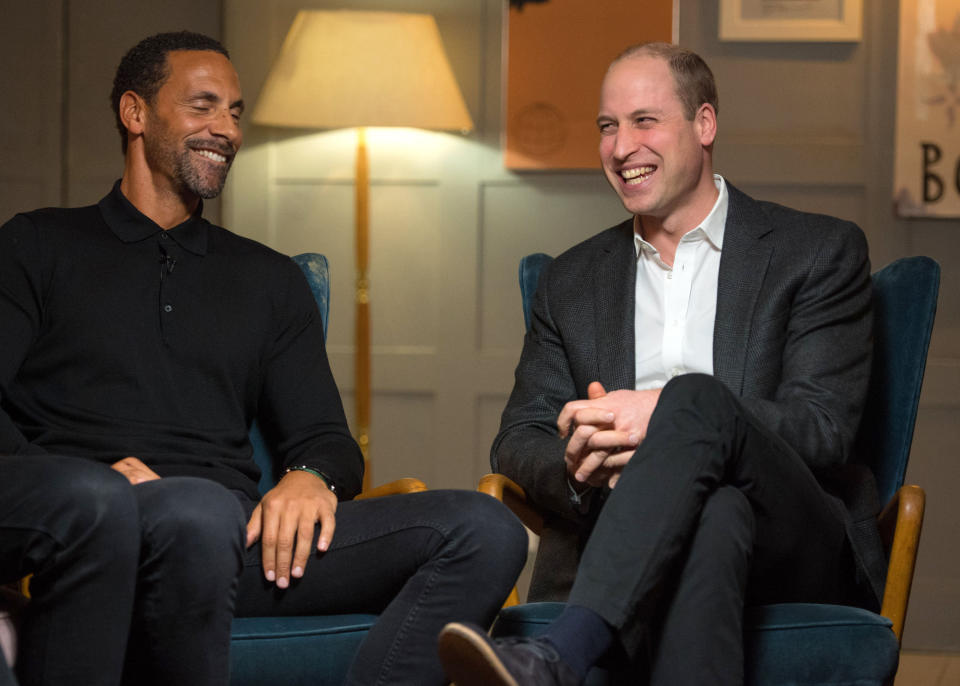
[896,652,960,685]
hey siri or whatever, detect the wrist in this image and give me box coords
[283,465,337,496]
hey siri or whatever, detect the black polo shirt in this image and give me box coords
[0,181,362,500]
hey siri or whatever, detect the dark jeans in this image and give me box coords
[569,374,859,685]
[234,489,527,686]
[0,456,527,686]
[0,456,244,686]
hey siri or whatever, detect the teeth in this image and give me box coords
[621,166,655,181]
[196,149,227,163]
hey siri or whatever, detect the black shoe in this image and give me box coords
[438,622,581,686]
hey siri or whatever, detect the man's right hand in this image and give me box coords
[111,456,161,484]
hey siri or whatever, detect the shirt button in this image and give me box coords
[164,304,173,313]
[667,272,673,280]
[160,233,169,240]
[670,367,681,378]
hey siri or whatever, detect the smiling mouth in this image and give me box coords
[194,148,230,164]
[621,166,655,185]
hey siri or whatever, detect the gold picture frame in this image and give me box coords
[719,0,862,42]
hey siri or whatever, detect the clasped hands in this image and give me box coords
[558,382,661,489]
[110,456,336,589]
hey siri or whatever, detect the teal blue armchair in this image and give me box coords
[480,254,938,685]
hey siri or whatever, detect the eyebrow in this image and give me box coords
[596,108,661,126]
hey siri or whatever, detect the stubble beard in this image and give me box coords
[172,142,233,199]
[143,119,234,200]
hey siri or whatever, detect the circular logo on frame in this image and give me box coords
[512,102,566,157]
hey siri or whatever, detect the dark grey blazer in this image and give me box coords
[492,183,885,606]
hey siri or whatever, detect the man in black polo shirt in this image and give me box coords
[0,31,526,686]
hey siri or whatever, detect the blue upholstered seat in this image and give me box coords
[486,254,940,685]
[230,254,424,686]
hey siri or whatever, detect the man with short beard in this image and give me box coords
[0,31,526,686]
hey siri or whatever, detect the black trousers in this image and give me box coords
[0,456,527,686]
[568,374,859,685]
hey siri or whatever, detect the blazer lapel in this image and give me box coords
[714,185,773,395]
[593,220,637,391]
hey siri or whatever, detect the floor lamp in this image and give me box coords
[252,10,474,489]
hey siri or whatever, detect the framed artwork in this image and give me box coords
[893,0,960,218]
[504,0,676,170]
[719,0,862,42]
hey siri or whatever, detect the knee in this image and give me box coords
[443,490,528,578]
[657,374,739,426]
[43,458,140,546]
[142,478,245,570]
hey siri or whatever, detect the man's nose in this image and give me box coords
[209,109,241,146]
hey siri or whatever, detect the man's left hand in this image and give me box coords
[245,470,337,588]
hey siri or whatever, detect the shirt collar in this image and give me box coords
[634,174,728,257]
[98,180,209,255]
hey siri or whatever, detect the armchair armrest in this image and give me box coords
[877,484,925,643]
[479,473,544,535]
[354,477,427,500]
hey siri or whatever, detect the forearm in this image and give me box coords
[261,262,364,499]
[492,424,592,521]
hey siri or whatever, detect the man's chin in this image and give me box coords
[185,173,229,200]
[194,184,226,200]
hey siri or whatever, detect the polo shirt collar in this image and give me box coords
[98,180,209,255]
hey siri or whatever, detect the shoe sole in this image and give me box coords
[438,623,520,686]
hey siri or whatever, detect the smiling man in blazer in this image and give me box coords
[439,42,885,686]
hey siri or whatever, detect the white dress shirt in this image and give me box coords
[634,175,728,391]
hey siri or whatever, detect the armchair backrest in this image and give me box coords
[519,253,553,332]
[852,257,939,504]
[249,253,330,495]
[517,253,941,505]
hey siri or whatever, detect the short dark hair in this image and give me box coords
[110,31,229,153]
[613,43,718,120]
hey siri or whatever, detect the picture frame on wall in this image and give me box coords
[719,0,862,42]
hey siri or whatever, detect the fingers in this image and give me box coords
[271,507,300,589]
[316,503,336,552]
[246,504,262,548]
[290,514,316,579]
[587,381,607,399]
[558,406,615,440]
[567,430,638,484]
[110,457,161,485]
[258,503,279,584]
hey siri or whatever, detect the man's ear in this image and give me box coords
[695,103,717,147]
[119,90,147,137]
